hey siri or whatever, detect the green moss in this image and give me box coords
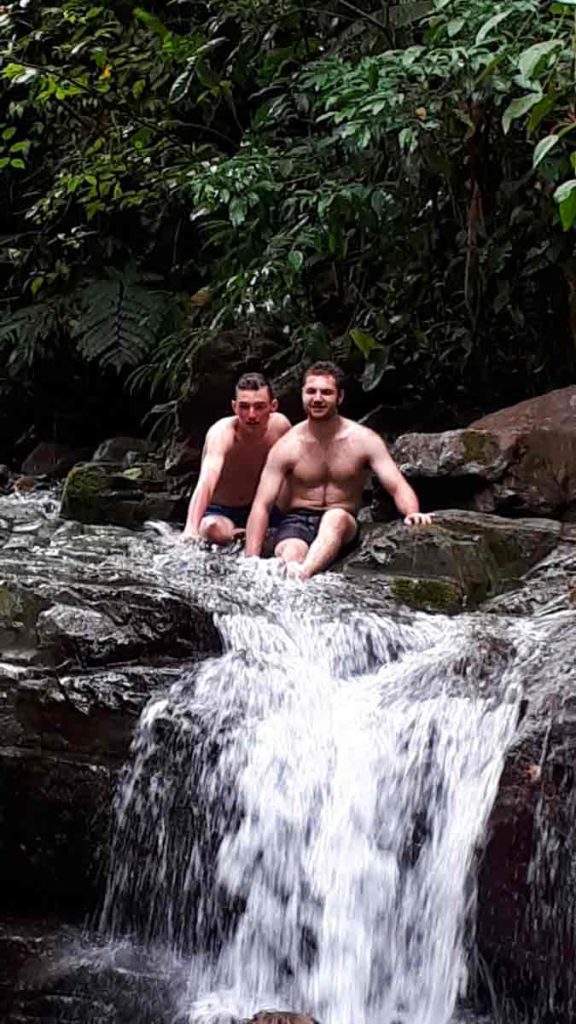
[0,584,20,621]
[390,576,463,613]
[461,430,497,466]
[61,463,110,524]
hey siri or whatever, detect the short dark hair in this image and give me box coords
[303,361,345,394]
[235,372,274,399]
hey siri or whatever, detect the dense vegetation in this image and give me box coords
[1,0,575,447]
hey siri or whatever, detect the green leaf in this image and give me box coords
[502,92,542,134]
[2,126,16,141]
[447,17,464,37]
[169,70,193,104]
[518,40,562,81]
[229,197,247,227]
[288,250,304,272]
[9,158,25,169]
[350,328,378,357]
[133,7,168,38]
[533,134,559,168]
[554,180,576,230]
[361,348,389,391]
[476,10,512,44]
[526,92,558,135]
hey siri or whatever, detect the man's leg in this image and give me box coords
[299,508,357,579]
[275,537,309,567]
[199,514,237,545]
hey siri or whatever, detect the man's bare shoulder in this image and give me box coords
[204,416,236,449]
[269,421,306,457]
[269,412,292,438]
[343,419,389,451]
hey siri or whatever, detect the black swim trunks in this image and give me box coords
[204,504,282,529]
[274,508,360,559]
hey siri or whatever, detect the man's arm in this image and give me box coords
[182,424,230,539]
[366,430,432,525]
[245,443,292,556]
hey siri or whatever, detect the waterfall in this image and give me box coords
[100,562,522,1024]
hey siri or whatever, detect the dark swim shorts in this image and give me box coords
[204,504,282,529]
[274,508,360,558]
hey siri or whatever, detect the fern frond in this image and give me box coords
[72,269,172,372]
[0,301,60,374]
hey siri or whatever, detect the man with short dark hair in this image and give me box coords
[182,373,291,544]
[245,361,431,578]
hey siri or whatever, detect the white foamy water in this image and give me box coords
[100,560,523,1024]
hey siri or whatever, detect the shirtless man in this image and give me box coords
[245,361,432,579]
[182,372,291,543]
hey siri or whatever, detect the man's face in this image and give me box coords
[232,387,277,433]
[302,374,342,420]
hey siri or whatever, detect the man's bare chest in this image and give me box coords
[293,441,365,486]
[222,440,269,477]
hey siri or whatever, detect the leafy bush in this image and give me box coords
[0,0,574,425]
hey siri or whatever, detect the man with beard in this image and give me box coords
[245,361,431,579]
[182,372,290,544]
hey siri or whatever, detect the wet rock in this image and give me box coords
[388,386,576,520]
[0,497,221,916]
[341,511,560,611]
[477,611,576,1022]
[0,923,181,1024]
[249,1014,319,1024]
[92,436,152,465]
[470,384,576,433]
[164,436,203,478]
[60,462,181,527]
[21,442,88,479]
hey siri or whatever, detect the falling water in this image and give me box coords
[100,558,523,1024]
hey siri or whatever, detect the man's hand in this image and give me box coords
[180,529,200,544]
[404,512,433,526]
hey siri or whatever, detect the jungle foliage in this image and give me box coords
[1,0,575,429]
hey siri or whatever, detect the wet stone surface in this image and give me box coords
[0,494,221,920]
[2,493,576,1021]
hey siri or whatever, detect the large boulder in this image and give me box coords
[341,511,562,612]
[477,610,576,1022]
[60,462,182,527]
[21,442,89,479]
[0,498,221,917]
[386,386,576,520]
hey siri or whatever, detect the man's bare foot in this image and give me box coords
[284,560,308,581]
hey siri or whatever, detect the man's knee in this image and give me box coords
[200,516,234,545]
[275,538,309,563]
[320,507,357,540]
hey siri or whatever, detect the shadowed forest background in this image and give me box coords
[1,0,575,461]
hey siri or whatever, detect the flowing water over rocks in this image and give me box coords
[3,493,576,1023]
[98,547,527,1024]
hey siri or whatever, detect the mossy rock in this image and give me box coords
[390,576,464,613]
[61,464,110,524]
[461,430,502,466]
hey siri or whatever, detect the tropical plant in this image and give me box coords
[0,0,574,434]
